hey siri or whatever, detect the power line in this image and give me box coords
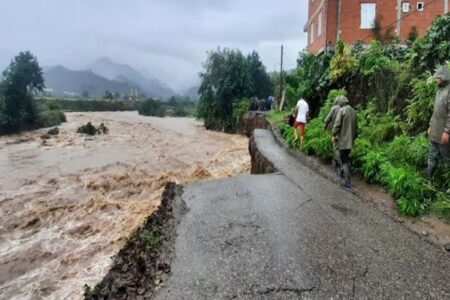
[360,0,441,41]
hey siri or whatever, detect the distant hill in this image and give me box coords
[183,86,200,100]
[89,57,175,99]
[44,65,141,97]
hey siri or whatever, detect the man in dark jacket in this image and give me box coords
[427,65,450,179]
[332,96,358,188]
[324,96,344,176]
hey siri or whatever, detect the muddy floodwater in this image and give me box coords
[0,111,250,299]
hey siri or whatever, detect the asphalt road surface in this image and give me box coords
[155,129,450,299]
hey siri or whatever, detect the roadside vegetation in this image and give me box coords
[268,14,450,220]
[0,51,66,135]
[197,49,273,132]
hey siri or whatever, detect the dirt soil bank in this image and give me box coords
[84,182,185,300]
[0,111,250,300]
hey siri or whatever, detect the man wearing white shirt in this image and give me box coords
[293,98,309,146]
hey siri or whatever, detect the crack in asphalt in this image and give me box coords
[351,264,369,298]
[257,286,316,296]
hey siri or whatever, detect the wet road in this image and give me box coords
[156,129,450,299]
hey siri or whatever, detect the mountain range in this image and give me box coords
[43,57,176,99]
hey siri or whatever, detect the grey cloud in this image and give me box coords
[0,0,308,90]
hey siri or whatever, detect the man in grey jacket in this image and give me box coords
[332,96,358,188]
[427,65,450,179]
[325,96,344,176]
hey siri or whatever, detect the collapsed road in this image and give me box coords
[152,129,450,299]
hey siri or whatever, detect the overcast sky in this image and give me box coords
[0,0,308,91]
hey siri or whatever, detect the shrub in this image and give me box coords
[329,41,357,82]
[77,122,108,135]
[232,98,251,131]
[138,99,166,117]
[36,109,66,128]
[431,193,450,222]
[77,122,97,135]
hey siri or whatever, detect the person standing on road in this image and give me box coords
[324,96,344,177]
[293,98,309,147]
[427,65,450,179]
[332,96,358,188]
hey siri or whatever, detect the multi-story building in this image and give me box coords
[305,0,449,53]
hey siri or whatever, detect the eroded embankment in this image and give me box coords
[249,134,276,175]
[84,182,185,299]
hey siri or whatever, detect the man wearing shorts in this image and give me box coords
[293,98,309,146]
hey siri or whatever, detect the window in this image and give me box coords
[360,3,376,29]
[311,22,314,44]
[417,2,424,11]
[402,2,410,13]
[318,12,322,36]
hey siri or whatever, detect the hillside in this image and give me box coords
[89,57,175,98]
[44,65,141,97]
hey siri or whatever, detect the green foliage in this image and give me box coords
[270,16,450,218]
[232,98,250,131]
[0,51,45,133]
[302,118,332,159]
[284,51,332,115]
[173,103,188,117]
[410,14,450,73]
[197,48,253,132]
[247,51,273,98]
[358,41,394,76]
[36,108,66,128]
[77,122,108,135]
[405,74,437,134]
[430,193,450,222]
[140,233,161,251]
[329,41,357,82]
[318,89,347,121]
[138,99,166,117]
[103,90,114,100]
[197,48,272,132]
[384,135,428,167]
[37,98,138,112]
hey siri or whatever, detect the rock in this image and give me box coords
[444,243,450,252]
[421,231,429,237]
[47,127,59,135]
[40,134,51,140]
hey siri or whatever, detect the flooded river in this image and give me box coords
[0,111,250,299]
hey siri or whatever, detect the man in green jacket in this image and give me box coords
[427,65,450,179]
[332,96,358,188]
[325,96,344,176]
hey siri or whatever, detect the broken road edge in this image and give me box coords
[84,182,187,299]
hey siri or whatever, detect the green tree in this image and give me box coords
[138,98,166,117]
[0,51,45,132]
[247,51,273,98]
[103,90,114,100]
[197,48,252,132]
[81,90,89,98]
[410,14,450,73]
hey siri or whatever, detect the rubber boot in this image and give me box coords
[427,159,437,180]
[342,163,352,188]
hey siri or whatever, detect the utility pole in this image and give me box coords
[279,44,284,111]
